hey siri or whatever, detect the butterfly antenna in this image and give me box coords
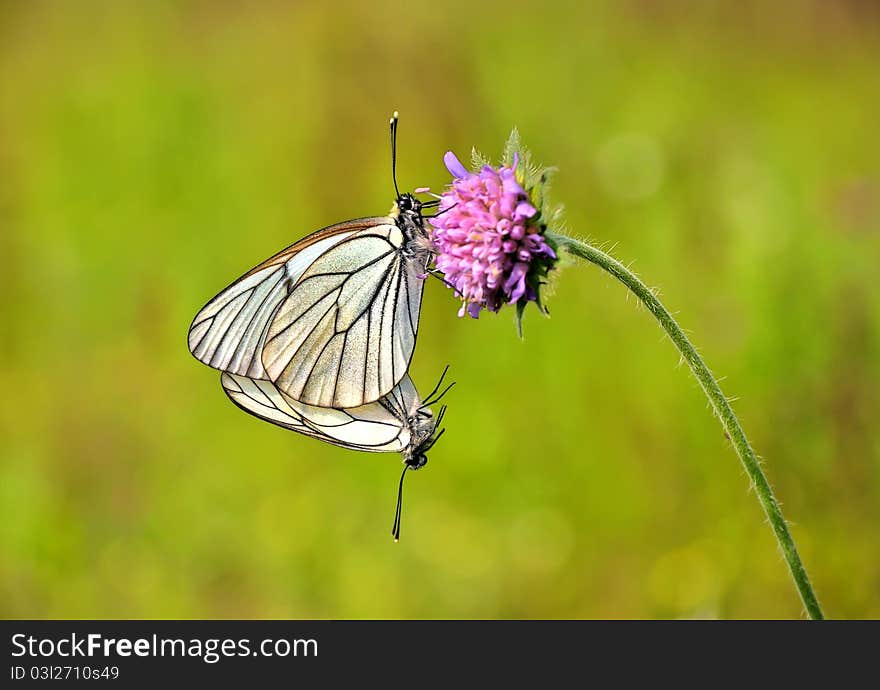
[390,111,401,200]
[392,464,410,542]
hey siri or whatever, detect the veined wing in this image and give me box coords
[187,217,389,379]
[263,225,425,409]
[220,372,412,453]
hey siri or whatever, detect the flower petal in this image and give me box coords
[514,201,537,220]
[443,151,471,179]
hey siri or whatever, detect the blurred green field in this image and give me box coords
[1,1,879,619]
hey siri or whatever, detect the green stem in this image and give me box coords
[549,232,824,620]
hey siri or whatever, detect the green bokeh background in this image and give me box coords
[1,1,878,619]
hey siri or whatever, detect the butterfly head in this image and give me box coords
[394,193,428,233]
[407,451,428,471]
[396,192,422,216]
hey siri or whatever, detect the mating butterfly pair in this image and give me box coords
[187,114,450,539]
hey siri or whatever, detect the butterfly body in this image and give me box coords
[391,192,435,257]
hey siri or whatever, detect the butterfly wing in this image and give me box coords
[220,372,412,453]
[262,224,425,409]
[187,218,387,379]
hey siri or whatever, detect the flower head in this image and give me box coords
[430,144,557,326]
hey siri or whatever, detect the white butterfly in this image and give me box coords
[187,113,438,408]
[221,368,451,540]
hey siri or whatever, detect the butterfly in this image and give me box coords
[188,112,449,538]
[187,113,439,408]
[221,366,453,540]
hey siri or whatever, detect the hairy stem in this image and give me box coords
[549,232,824,619]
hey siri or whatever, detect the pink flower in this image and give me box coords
[430,152,556,318]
